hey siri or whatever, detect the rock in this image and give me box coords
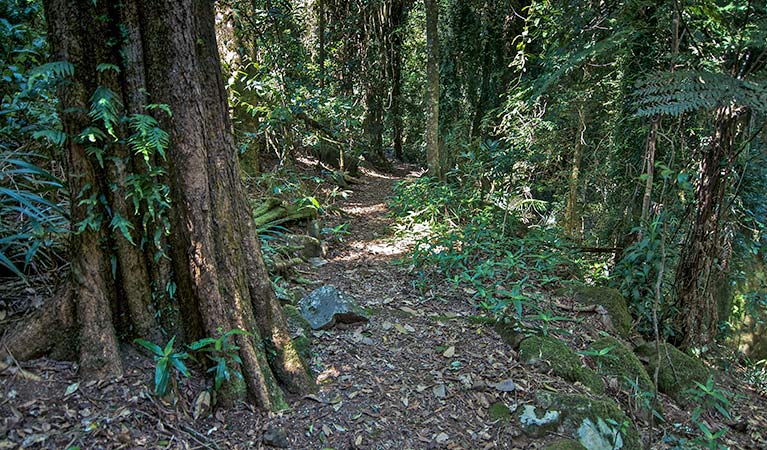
[635,342,709,404]
[535,392,641,450]
[493,378,516,392]
[579,417,624,449]
[560,284,633,338]
[298,285,369,330]
[287,234,323,259]
[545,440,587,450]
[589,336,654,398]
[519,335,604,393]
[262,425,289,448]
[518,404,561,437]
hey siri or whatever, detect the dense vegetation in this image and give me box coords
[1,0,766,447]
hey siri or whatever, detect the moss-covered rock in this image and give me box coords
[635,342,709,403]
[590,336,653,394]
[545,440,587,450]
[537,393,641,450]
[561,285,633,338]
[493,318,527,349]
[519,335,604,394]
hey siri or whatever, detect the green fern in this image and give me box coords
[635,70,767,117]
[88,86,122,136]
[27,60,74,83]
[128,113,170,161]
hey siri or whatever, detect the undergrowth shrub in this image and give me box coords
[390,174,586,326]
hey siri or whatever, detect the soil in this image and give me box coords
[1,162,766,449]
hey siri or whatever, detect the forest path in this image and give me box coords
[273,164,527,449]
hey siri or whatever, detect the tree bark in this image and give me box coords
[565,107,586,238]
[3,0,313,410]
[674,105,744,349]
[390,0,406,161]
[425,0,441,178]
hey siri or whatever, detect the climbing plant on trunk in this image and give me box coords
[1,0,313,410]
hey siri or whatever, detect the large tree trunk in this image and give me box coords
[425,0,441,178]
[674,105,745,349]
[2,0,313,410]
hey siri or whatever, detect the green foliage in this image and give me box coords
[0,151,67,279]
[391,172,585,333]
[0,1,68,281]
[683,376,732,449]
[189,329,249,392]
[635,70,767,117]
[612,220,674,338]
[134,336,191,397]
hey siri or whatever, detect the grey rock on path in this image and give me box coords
[298,285,369,330]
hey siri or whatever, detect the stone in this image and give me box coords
[519,335,604,393]
[535,392,641,450]
[589,336,654,396]
[560,284,633,338]
[635,342,709,404]
[262,425,289,448]
[298,285,369,330]
[518,404,561,437]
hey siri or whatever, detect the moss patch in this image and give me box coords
[489,401,512,421]
[538,393,641,450]
[284,304,312,335]
[561,285,633,338]
[545,440,586,450]
[590,336,653,394]
[635,342,709,404]
[519,335,604,394]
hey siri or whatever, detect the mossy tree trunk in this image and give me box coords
[2,0,313,410]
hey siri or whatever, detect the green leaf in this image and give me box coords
[134,338,163,357]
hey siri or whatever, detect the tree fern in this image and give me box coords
[635,70,767,117]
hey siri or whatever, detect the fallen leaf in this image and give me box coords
[193,391,212,420]
[443,346,455,358]
[435,432,449,443]
[394,323,408,334]
[64,382,80,396]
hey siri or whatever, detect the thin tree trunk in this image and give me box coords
[425,0,441,178]
[565,108,586,238]
[390,0,406,161]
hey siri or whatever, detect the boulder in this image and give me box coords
[560,285,633,338]
[533,392,641,450]
[635,342,709,404]
[298,285,369,330]
[590,336,654,395]
[519,335,604,394]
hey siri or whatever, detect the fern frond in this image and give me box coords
[634,70,767,117]
[89,86,122,136]
[27,61,74,83]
